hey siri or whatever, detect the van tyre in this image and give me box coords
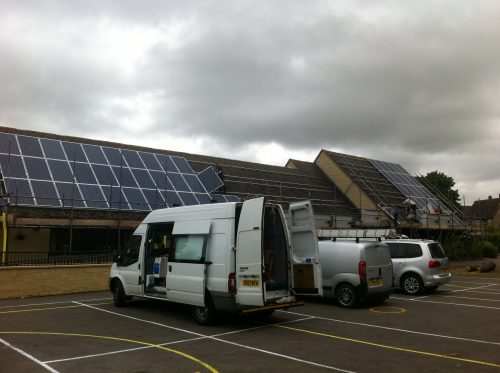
[401,274,424,295]
[194,294,216,325]
[336,283,358,308]
[112,281,127,307]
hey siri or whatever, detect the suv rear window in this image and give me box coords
[405,244,423,258]
[428,243,446,258]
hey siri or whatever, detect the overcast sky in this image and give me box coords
[1,1,499,203]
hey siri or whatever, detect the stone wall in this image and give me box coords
[0,264,110,299]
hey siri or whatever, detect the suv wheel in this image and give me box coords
[401,274,424,295]
[336,283,358,307]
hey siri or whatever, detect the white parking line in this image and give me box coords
[391,296,500,310]
[44,316,315,364]
[0,297,111,309]
[279,310,500,346]
[73,302,353,372]
[414,283,497,300]
[0,337,60,373]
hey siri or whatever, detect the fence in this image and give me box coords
[1,251,114,266]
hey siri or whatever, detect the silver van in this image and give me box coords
[318,240,393,307]
[385,239,451,295]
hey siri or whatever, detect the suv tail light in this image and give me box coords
[359,261,366,281]
[428,260,442,268]
[228,272,236,293]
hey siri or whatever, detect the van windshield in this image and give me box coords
[428,243,446,258]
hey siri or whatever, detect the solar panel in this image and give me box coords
[31,180,60,207]
[0,154,26,178]
[122,150,144,169]
[197,167,224,193]
[0,131,238,211]
[168,173,190,192]
[24,157,51,180]
[55,182,85,207]
[0,133,20,154]
[83,144,107,164]
[183,174,206,193]
[369,159,449,214]
[4,178,33,205]
[171,156,194,174]
[92,164,118,186]
[62,142,87,162]
[18,135,43,157]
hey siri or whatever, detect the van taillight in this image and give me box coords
[228,272,236,293]
[359,261,366,281]
[428,260,441,268]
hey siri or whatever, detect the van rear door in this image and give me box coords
[364,243,392,290]
[236,197,265,306]
[289,201,323,296]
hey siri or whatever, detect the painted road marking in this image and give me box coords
[0,337,60,373]
[43,317,316,365]
[391,296,500,310]
[440,295,500,302]
[369,307,406,314]
[413,283,497,300]
[0,297,111,309]
[0,331,218,373]
[280,310,500,346]
[0,302,112,314]
[74,302,351,372]
[275,323,500,368]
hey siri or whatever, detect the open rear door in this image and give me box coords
[289,201,323,296]
[235,197,265,306]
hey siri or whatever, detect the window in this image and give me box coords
[428,243,446,258]
[117,234,142,266]
[405,244,423,258]
[145,223,174,257]
[387,243,405,259]
[173,235,205,262]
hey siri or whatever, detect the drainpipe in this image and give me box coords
[2,212,7,264]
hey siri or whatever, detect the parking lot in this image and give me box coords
[1,276,499,372]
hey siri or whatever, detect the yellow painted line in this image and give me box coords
[0,302,112,314]
[441,295,500,302]
[0,331,218,373]
[275,324,500,368]
[369,307,406,314]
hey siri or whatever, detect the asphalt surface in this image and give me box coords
[1,276,500,372]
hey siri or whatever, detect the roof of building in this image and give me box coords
[468,196,500,219]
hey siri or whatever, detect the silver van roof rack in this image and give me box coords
[317,229,397,243]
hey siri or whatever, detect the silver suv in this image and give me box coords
[384,239,451,295]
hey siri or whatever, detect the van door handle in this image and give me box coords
[240,266,248,270]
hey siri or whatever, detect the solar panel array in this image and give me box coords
[368,159,450,214]
[0,132,237,210]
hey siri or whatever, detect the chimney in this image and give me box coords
[488,196,492,199]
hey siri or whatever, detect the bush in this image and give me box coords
[481,240,499,259]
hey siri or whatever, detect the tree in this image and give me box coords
[416,171,461,208]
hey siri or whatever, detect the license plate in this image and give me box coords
[368,278,382,287]
[442,268,449,273]
[242,279,260,287]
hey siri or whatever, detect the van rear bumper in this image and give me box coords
[357,282,392,302]
[240,301,305,314]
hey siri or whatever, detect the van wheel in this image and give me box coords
[336,283,358,308]
[112,281,127,307]
[401,274,424,295]
[194,295,216,325]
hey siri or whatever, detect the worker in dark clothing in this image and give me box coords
[214,165,226,192]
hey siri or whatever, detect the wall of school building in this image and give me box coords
[0,264,110,299]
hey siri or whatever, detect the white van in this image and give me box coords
[109,197,322,324]
[318,240,393,307]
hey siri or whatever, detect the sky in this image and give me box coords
[1,1,499,204]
